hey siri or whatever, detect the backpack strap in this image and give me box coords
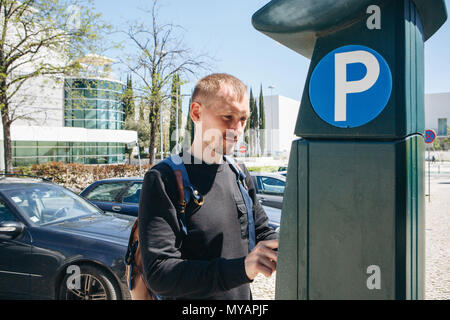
[160,154,204,236]
[223,155,256,251]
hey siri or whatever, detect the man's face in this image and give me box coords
[195,85,249,157]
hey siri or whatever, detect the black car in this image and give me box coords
[0,176,134,300]
[250,172,286,209]
[80,177,143,217]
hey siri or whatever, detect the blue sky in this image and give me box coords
[95,0,450,112]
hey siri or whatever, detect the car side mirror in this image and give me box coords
[0,221,25,240]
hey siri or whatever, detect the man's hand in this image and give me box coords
[244,239,278,280]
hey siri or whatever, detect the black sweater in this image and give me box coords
[138,151,278,300]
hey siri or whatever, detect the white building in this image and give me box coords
[0,55,137,171]
[258,95,300,158]
[425,92,449,137]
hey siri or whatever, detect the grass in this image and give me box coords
[246,166,281,173]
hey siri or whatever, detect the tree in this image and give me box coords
[122,74,135,122]
[117,0,209,165]
[258,84,266,156]
[0,0,109,172]
[124,116,150,160]
[249,88,258,156]
[183,96,195,150]
[244,97,251,156]
[169,74,183,154]
[138,96,145,121]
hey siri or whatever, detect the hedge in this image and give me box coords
[13,162,153,194]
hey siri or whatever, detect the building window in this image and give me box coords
[64,78,126,130]
[438,118,448,136]
[12,141,127,167]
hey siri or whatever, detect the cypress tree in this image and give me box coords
[249,88,258,156]
[169,74,182,154]
[244,106,250,154]
[123,74,135,121]
[258,84,266,156]
[184,96,195,149]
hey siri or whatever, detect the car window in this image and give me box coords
[85,182,128,202]
[260,177,285,195]
[0,198,17,223]
[121,183,143,204]
[3,184,101,225]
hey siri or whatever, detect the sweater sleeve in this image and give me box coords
[240,164,279,242]
[138,168,252,298]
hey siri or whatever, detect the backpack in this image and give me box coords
[124,154,255,300]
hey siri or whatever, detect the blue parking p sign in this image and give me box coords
[309,45,392,128]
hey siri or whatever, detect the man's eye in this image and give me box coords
[223,116,233,121]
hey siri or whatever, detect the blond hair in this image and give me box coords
[192,73,248,107]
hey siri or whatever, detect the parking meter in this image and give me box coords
[252,0,447,299]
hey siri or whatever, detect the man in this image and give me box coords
[138,73,278,300]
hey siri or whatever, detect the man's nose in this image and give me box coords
[231,119,245,133]
[228,123,243,137]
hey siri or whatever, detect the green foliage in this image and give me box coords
[183,96,195,149]
[249,88,258,130]
[124,117,150,152]
[433,136,450,151]
[248,88,259,156]
[123,74,136,122]
[246,166,279,173]
[169,74,183,153]
[258,84,266,155]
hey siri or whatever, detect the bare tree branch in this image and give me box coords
[113,0,212,165]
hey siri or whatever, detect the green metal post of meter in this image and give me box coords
[253,0,447,299]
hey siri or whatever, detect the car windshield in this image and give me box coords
[3,183,102,226]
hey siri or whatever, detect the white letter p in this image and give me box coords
[334,50,380,122]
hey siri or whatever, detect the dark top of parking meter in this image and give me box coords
[252,0,447,59]
[138,151,277,299]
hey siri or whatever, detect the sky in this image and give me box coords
[94,0,450,113]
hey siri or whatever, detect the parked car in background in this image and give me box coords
[81,177,281,229]
[0,175,134,300]
[80,178,144,217]
[277,166,287,176]
[263,205,281,232]
[250,172,286,209]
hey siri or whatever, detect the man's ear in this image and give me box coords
[190,102,202,122]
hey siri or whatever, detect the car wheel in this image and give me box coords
[58,265,120,300]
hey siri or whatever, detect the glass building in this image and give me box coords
[64,78,126,130]
[0,50,137,171]
[12,141,126,167]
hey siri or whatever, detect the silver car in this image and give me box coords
[250,172,286,209]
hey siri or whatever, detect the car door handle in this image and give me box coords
[112,206,121,212]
